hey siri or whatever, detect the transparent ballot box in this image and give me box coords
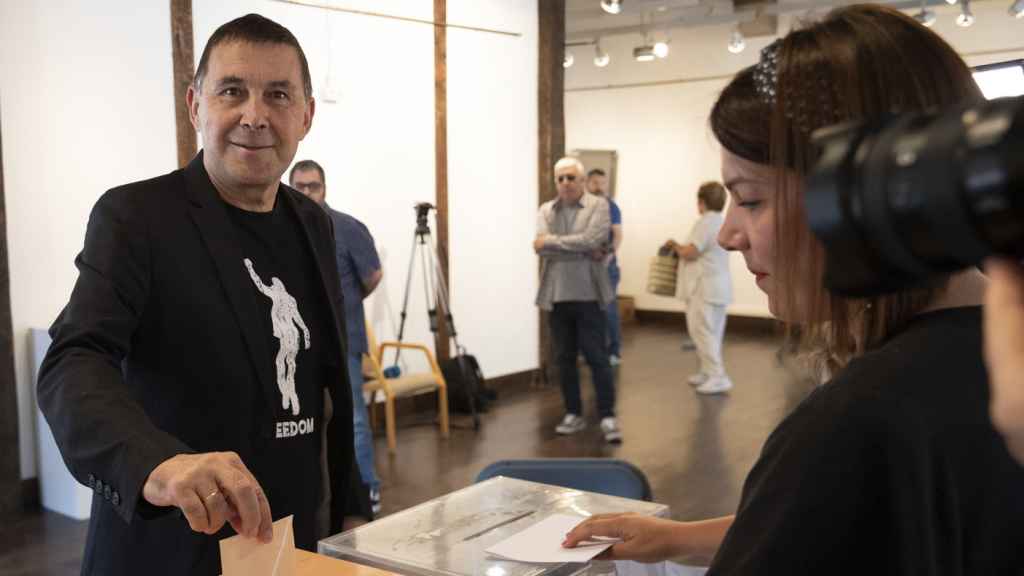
[319,477,670,576]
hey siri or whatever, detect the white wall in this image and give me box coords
[0,1,178,480]
[566,2,1024,317]
[447,0,539,378]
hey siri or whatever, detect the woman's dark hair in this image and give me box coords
[710,4,983,372]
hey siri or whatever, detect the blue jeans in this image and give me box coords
[606,266,621,357]
[348,353,379,489]
[550,301,616,418]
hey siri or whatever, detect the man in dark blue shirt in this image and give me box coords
[290,160,383,515]
[586,169,623,365]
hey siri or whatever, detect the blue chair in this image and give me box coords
[475,458,653,501]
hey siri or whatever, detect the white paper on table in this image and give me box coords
[485,513,619,564]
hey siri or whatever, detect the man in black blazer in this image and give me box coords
[37,14,367,575]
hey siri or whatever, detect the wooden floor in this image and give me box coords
[0,321,810,576]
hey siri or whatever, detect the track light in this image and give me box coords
[601,0,623,15]
[563,51,574,68]
[1010,0,1024,18]
[633,45,655,62]
[593,42,610,67]
[727,29,746,53]
[653,41,670,58]
[957,0,975,26]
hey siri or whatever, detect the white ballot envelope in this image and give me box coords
[220,515,296,576]
[485,513,621,564]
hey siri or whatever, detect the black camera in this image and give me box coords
[805,95,1024,297]
[415,202,435,234]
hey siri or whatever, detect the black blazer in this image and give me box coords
[37,153,362,575]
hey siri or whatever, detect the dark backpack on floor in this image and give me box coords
[440,352,495,428]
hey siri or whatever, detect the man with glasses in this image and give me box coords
[290,160,383,518]
[534,157,621,444]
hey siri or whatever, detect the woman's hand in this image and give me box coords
[562,513,687,563]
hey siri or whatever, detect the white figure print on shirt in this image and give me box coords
[244,258,310,416]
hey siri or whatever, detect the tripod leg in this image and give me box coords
[393,231,420,367]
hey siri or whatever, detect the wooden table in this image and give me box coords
[296,550,400,575]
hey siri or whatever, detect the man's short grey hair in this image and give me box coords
[554,156,585,175]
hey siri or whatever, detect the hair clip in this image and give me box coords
[753,39,782,106]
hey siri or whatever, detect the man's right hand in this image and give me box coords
[142,452,273,542]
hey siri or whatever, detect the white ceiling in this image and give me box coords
[564,0,995,42]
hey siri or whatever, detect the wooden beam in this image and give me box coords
[434,0,451,362]
[538,0,566,206]
[171,0,197,168]
[0,106,23,515]
[536,0,566,386]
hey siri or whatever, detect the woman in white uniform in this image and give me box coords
[666,182,733,394]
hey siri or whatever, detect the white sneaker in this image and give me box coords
[369,487,382,516]
[555,413,586,435]
[695,377,733,395]
[600,417,623,444]
[687,373,708,387]
[609,354,622,366]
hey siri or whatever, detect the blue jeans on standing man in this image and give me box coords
[606,262,621,358]
[347,353,379,491]
[551,301,616,418]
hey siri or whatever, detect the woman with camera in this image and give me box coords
[563,5,1024,573]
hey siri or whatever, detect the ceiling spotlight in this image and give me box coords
[914,8,937,26]
[653,41,670,58]
[727,29,746,53]
[957,0,975,26]
[633,45,656,62]
[593,42,610,67]
[601,0,623,15]
[945,0,958,5]
[1010,0,1024,18]
[563,51,574,68]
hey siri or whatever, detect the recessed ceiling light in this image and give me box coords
[594,42,610,67]
[601,0,623,15]
[633,45,655,62]
[727,29,746,53]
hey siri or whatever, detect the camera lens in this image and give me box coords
[806,96,1024,297]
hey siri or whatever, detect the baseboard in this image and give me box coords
[485,368,537,396]
[634,309,780,336]
[0,477,39,516]
[21,477,39,509]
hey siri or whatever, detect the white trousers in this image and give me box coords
[684,293,728,378]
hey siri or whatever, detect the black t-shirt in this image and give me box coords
[708,307,1024,575]
[223,198,332,550]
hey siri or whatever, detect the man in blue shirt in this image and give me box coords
[290,160,383,514]
[586,169,624,365]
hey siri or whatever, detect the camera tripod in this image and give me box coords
[391,203,479,428]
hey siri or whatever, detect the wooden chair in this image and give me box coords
[362,323,449,454]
